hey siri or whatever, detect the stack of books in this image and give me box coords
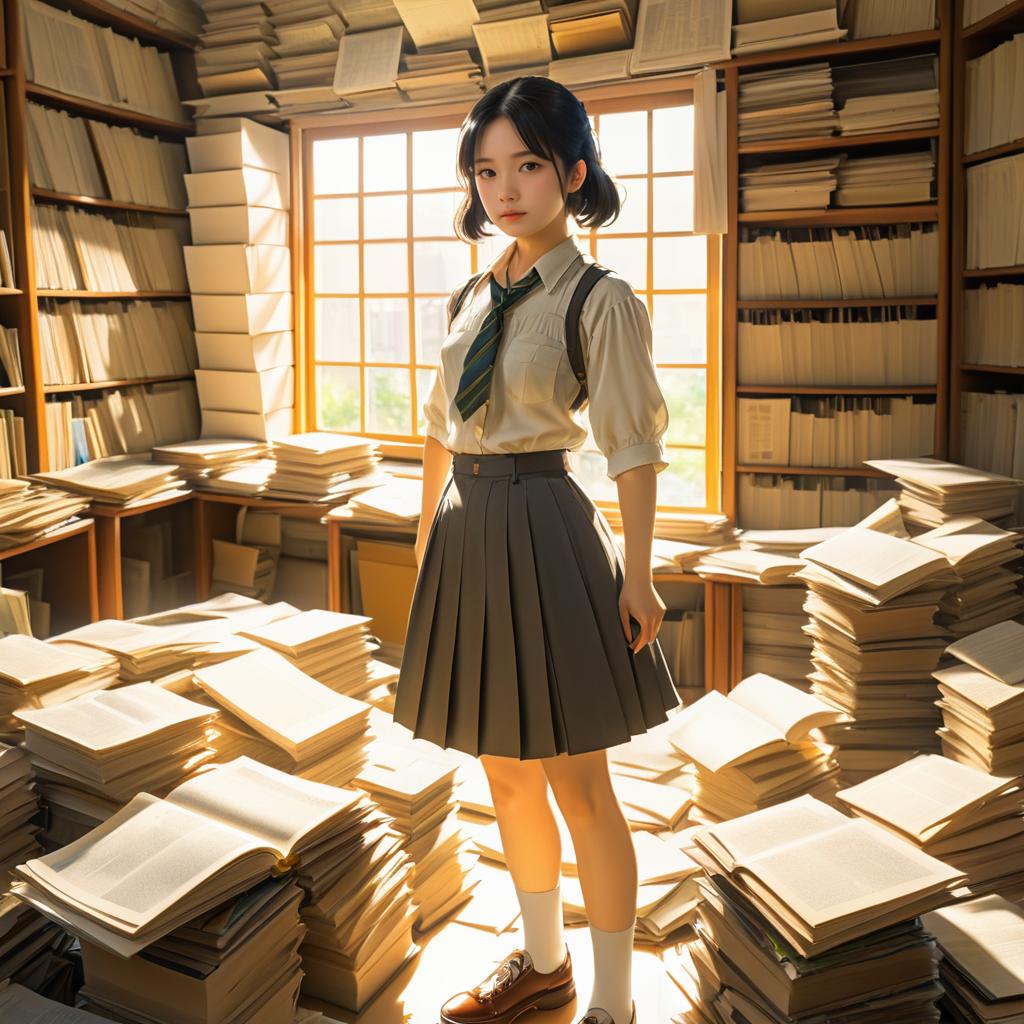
[0,635,118,742]
[686,794,964,1022]
[0,897,76,994]
[834,149,935,206]
[796,508,959,783]
[0,480,90,548]
[934,619,1024,776]
[151,438,269,483]
[667,674,845,822]
[14,683,217,845]
[0,744,41,885]
[837,753,1024,900]
[737,62,836,144]
[0,982,111,1021]
[731,3,845,55]
[194,0,278,98]
[78,878,306,1024]
[739,154,838,212]
[267,432,386,503]
[30,454,189,508]
[923,894,1024,1023]
[832,55,940,135]
[192,647,373,784]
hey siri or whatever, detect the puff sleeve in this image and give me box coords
[584,288,670,481]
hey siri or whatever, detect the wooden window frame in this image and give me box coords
[292,73,721,513]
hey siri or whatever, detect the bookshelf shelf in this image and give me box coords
[722,28,942,70]
[961,136,1024,165]
[43,374,195,394]
[736,465,889,477]
[0,287,22,295]
[961,0,1024,40]
[0,385,24,397]
[25,84,194,136]
[738,127,940,157]
[738,203,938,226]
[960,363,1024,375]
[962,265,1024,278]
[51,0,198,47]
[736,296,938,308]
[30,188,188,217]
[736,384,938,395]
[36,290,191,300]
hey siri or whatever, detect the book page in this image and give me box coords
[669,691,787,772]
[947,619,1024,685]
[166,756,364,854]
[801,528,945,591]
[727,672,848,741]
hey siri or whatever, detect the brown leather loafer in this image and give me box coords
[440,945,575,1023]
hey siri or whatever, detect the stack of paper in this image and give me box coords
[15,683,217,845]
[835,149,935,206]
[353,748,475,933]
[740,154,839,212]
[547,0,634,58]
[0,480,89,548]
[151,438,269,483]
[935,619,1024,776]
[396,49,483,101]
[193,0,278,98]
[796,507,959,782]
[741,584,814,689]
[192,647,373,784]
[866,457,1024,528]
[837,754,1024,900]
[603,508,734,547]
[833,55,940,135]
[732,2,845,55]
[0,635,119,742]
[266,432,385,502]
[0,745,41,886]
[737,62,836,144]
[269,0,344,96]
[30,453,187,507]
[343,477,422,523]
[471,4,551,80]
[685,795,964,1022]
[693,548,803,584]
[0,983,112,1021]
[0,897,76,993]
[9,758,379,960]
[78,877,305,1024]
[923,894,1024,1024]
[237,608,391,700]
[668,676,845,822]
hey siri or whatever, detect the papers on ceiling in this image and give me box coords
[396,49,483,101]
[548,0,635,59]
[629,0,730,74]
[392,0,477,49]
[732,1,845,56]
[332,24,406,101]
[846,0,936,38]
[668,674,845,822]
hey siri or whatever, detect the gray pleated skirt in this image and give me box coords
[393,448,681,760]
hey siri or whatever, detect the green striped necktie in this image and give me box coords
[455,266,542,421]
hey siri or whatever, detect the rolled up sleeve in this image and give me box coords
[585,291,670,480]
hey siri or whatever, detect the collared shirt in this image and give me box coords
[422,235,670,480]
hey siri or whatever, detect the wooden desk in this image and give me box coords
[0,518,99,633]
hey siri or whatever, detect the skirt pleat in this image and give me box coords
[393,463,681,760]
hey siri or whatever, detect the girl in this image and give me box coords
[393,75,680,1024]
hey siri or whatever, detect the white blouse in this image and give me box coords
[422,235,670,481]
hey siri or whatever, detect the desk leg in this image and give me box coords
[730,583,744,691]
[94,516,122,619]
[194,499,211,601]
[327,523,343,613]
[705,581,732,694]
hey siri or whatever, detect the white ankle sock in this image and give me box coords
[588,920,635,1024]
[514,883,567,975]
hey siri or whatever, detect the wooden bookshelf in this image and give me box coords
[949,0,1024,457]
[721,4,954,526]
[0,0,198,475]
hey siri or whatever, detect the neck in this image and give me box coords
[504,218,572,283]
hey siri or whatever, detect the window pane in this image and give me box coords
[414,240,471,294]
[315,243,359,293]
[363,195,407,239]
[613,177,647,234]
[365,365,411,434]
[363,133,406,192]
[313,137,358,194]
[654,236,706,290]
[653,295,706,363]
[364,242,407,292]
[416,367,437,434]
[413,128,460,189]
[659,448,705,507]
[314,198,358,241]
[413,190,461,237]
[653,106,693,173]
[317,365,360,431]
[597,110,647,176]
[653,175,693,233]
[662,368,706,445]
[415,297,447,363]
[315,298,359,362]
[364,299,408,363]
[595,237,646,291]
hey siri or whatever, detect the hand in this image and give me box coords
[618,574,665,654]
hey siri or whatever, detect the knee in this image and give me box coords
[550,777,616,825]
[481,756,548,809]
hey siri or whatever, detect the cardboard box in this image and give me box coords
[185,244,291,294]
[195,331,293,372]
[191,292,292,334]
[196,366,294,414]
[201,406,294,441]
[189,206,288,246]
[185,121,290,179]
[184,167,287,209]
[355,539,418,646]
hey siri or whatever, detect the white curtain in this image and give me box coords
[693,66,727,235]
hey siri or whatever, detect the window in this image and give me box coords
[301,87,720,511]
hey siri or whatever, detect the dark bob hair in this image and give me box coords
[453,76,621,242]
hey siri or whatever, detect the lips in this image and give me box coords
[500,211,525,219]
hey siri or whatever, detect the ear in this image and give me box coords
[567,157,587,194]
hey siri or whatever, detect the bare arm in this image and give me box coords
[614,463,665,654]
[415,435,453,569]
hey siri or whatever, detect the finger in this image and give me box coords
[619,604,632,643]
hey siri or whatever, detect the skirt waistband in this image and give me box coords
[452,449,570,482]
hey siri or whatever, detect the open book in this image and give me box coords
[11,757,372,957]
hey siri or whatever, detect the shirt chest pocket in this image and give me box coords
[502,334,566,404]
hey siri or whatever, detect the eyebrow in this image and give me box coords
[474,151,539,164]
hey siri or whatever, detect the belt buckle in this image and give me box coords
[472,461,480,476]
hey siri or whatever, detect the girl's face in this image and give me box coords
[472,115,584,238]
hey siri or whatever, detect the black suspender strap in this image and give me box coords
[565,262,611,411]
[446,272,484,331]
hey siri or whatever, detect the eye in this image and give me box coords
[476,168,494,178]
[521,161,540,171]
